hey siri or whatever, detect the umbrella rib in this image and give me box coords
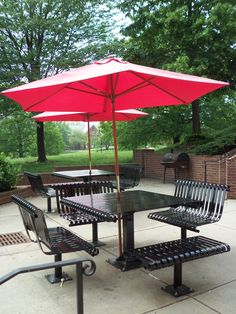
[25,84,70,111]
[66,86,108,98]
[130,71,187,103]
[67,81,110,97]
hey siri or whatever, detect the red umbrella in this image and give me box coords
[32,109,148,173]
[1,58,228,112]
[1,57,229,255]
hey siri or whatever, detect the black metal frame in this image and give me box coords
[112,164,143,191]
[11,194,99,283]
[126,236,230,297]
[148,179,230,234]
[51,181,114,246]
[0,257,96,314]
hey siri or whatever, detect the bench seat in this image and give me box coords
[125,236,230,296]
[148,180,230,235]
[51,181,114,246]
[11,194,99,284]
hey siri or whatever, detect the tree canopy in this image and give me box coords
[0,0,119,160]
[117,0,236,146]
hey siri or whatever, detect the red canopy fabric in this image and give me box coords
[1,58,229,112]
[33,109,148,122]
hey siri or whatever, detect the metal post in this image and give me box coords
[92,222,98,244]
[122,212,134,252]
[55,254,62,279]
[181,227,187,239]
[47,198,52,212]
[174,263,182,288]
[76,263,84,314]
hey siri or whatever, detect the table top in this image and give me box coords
[61,190,194,215]
[52,169,115,180]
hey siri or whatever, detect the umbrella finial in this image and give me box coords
[94,57,127,65]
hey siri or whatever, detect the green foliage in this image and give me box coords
[0,153,20,192]
[68,126,87,150]
[44,123,65,155]
[117,0,236,148]
[97,122,113,149]
[56,123,71,149]
[0,111,36,157]
[189,125,236,155]
[0,0,122,161]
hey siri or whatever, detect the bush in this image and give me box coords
[0,153,20,192]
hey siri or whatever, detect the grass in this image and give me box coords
[12,150,133,173]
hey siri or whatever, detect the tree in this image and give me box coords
[0,111,36,157]
[56,122,71,150]
[44,123,65,155]
[118,0,236,139]
[0,0,116,161]
[69,128,87,150]
[97,122,113,150]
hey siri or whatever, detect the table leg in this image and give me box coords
[107,212,142,271]
[122,212,134,252]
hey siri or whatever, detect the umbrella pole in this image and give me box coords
[111,101,122,256]
[87,119,92,175]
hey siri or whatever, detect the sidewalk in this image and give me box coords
[0,179,236,314]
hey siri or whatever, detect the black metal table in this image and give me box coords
[52,169,115,182]
[61,190,196,270]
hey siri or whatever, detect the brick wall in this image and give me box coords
[134,149,236,199]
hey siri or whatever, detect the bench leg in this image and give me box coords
[91,222,105,247]
[47,197,52,213]
[181,227,187,239]
[162,262,194,297]
[45,254,72,284]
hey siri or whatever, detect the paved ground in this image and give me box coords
[0,179,236,314]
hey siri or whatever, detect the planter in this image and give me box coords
[0,186,34,205]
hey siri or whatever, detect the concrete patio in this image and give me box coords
[0,178,236,314]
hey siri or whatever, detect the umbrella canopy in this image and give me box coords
[1,57,229,112]
[33,109,148,172]
[32,109,148,122]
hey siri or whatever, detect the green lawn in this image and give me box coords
[13,150,133,173]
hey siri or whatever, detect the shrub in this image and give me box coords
[0,153,20,192]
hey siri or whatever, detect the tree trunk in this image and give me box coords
[192,99,201,135]
[36,122,47,162]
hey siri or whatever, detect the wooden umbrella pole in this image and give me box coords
[111,100,122,256]
[87,119,92,175]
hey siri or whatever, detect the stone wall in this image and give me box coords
[134,149,236,199]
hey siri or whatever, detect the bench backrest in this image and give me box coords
[174,179,229,220]
[119,164,143,189]
[11,194,51,251]
[51,181,114,214]
[24,171,45,194]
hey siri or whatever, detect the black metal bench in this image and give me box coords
[125,235,230,296]
[50,181,114,246]
[112,164,143,191]
[24,171,58,212]
[148,179,230,236]
[11,194,99,284]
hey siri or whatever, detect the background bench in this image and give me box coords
[112,164,143,191]
[24,171,58,212]
[11,194,99,284]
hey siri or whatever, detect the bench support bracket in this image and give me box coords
[45,254,72,284]
[162,262,193,297]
